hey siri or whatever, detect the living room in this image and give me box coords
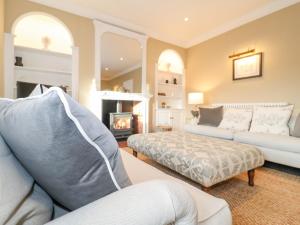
[0,0,299,225]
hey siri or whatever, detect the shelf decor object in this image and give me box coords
[233,52,263,80]
[15,56,23,67]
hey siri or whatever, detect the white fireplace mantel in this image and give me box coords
[99,91,152,102]
[99,91,152,133]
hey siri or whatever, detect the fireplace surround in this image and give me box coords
[96,91,151,135]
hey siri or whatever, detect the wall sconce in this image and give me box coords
[229,48,255,58]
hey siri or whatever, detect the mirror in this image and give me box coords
[100,32,142,93]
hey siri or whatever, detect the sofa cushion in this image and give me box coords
[219,108,252,131]
[198,106,223,127]
[0,87,131,210]
[292,113,300,138]
[184,124,234,140]
[250,105,294,136]
[234,132,300,154]
[0,135,53,224]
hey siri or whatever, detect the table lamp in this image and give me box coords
[188,92,204,118]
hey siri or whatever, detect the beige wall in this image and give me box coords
[147,38,186,130]
[186,3,300,109]
[7,1,298,130]
[102,67,142,92]
[4,0,94,107]
[2,0,187,130]
[0,0,4,96]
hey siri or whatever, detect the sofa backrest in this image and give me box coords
[212,102,289,109]
[0,134,53,224]
[212,102,299,134]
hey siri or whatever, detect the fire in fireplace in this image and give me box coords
[109,112,133,139]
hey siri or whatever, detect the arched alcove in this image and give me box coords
[4,12,79,100]
[12,12,73,54]
[158,49,184,74]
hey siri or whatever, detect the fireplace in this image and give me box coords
[109,112,133,139]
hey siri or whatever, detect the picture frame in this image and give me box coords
[233,52,262,80]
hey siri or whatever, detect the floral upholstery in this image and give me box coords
[219,108,253,131]
[128,131,264,187]
[250,105,294,135]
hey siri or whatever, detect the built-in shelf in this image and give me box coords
[15,66,71,75]
[157,107,184,110]
[158,83,183,87]
[155,63,185,131]
[157,69,183,76]
[15,45,72,57]
[157,95,182,99]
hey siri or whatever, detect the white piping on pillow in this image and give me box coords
[0,87,121,191]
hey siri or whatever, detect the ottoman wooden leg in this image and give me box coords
[201,186,210,192]
[248,169,255,186]
[133,150,138,158]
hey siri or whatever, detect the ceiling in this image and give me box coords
[31,0,300,47]
[101,32,142,80]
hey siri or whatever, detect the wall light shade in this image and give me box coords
[188,92,204,105]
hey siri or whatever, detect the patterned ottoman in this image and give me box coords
[127,131,264,189]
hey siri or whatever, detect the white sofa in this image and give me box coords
[185,103,300,169]
[121,150,232,225]
[48,150,232,225]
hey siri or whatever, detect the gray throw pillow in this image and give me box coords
[292,114,300,138]
[198,106,223,127]
[0,135,53,225]
[0,87,131,210]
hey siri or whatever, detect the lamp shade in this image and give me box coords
[188,92,204,105]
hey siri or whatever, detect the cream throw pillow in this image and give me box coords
[250,105,294,135]
[219,108,253,131]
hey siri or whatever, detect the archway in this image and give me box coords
[158,49,184,74]
[4,12,79,100]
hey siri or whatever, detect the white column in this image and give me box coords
[4,33,15,99]
[141,38,148,95]
[71,46,79,100]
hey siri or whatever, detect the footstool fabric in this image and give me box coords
[128,131,264,187]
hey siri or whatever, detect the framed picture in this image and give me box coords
[233,52,262,80]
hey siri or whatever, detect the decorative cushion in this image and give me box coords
[198,106,223,127]
[219,108,253,131]
[0,87,131,210]
[292,113,300,138]
[29,84,49,96]
[249,105,294,135]
[0,135,53,224]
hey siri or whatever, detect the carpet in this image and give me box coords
[122,148,300,225]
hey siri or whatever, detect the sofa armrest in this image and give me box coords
[46,180,198,225]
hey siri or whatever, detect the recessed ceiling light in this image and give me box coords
[184,17,189,22]
[105,67,109,71]
[120,57,124,61]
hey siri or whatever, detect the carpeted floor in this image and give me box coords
[122,148,300,225]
